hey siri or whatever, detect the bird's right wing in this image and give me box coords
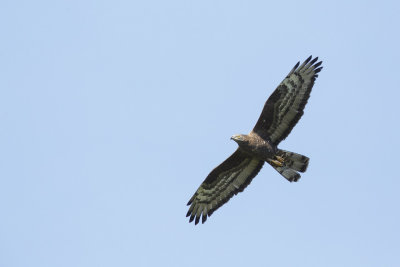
[252,56,323,145]
[186,149,264,225]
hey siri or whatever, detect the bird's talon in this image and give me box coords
[275,155,285,163]
[269,159,284,167]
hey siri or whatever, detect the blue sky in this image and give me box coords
[1,0,400,266]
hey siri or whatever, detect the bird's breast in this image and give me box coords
[238,140,276,160]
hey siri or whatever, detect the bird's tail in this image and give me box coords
[267,150,309,182]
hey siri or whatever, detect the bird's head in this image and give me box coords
[231,134,247,144]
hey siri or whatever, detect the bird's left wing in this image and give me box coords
[186,149,264,224]
[252,56,323,145]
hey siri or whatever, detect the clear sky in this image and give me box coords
[1,0,400,266]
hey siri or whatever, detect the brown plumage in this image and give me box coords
[186,56,322,225]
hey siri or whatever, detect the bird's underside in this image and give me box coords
[186,56,322,224]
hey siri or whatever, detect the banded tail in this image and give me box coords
[268,150,309,182]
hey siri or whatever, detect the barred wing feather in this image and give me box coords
[186,150,264,225]
[252,56,323,145]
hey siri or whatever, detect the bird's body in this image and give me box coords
[186,56,323,224]
[231,133,276,161]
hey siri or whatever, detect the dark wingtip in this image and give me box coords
[309,57,318,65]
[314,61,322,68]
[314,67,323,74]
[187,195,195,206]
[186,210,191,217]
[195,216,200,225]
[202,214,207,224]
[189,214,195,223]
[305,55,312,63]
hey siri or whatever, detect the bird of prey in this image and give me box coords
[186,56,323,225]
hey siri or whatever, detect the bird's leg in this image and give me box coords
[275,155,285,164]
[267,158,284,167]
[267,155,285,167]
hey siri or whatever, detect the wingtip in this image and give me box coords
[288,61,301,76]
[202,214,207,224]
[314,61,322,68]
[309,57,318,65]
[187,195,195,206]
[314,67,323,74]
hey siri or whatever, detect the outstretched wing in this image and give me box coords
[186,149,264,225]
[252,56,323,145]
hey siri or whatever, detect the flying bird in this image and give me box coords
[186,56,323,225]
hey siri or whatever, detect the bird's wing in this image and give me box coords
[252,56,323,145]
[186,149,264,224]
